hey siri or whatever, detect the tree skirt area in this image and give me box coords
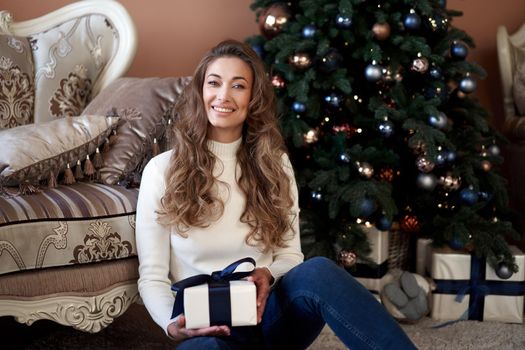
[2,303,524,349]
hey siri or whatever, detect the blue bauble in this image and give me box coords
[436,152,447,166]
[339,153,351,164]
[446,150,457,162]
[460,188,479,205]
[320,49,343,73]
[404,12,421,30]
[292,101,306,113]
[424,85,448,101]
[335,14,352,29]
[429,67,442,79]
[360,198,376,217]
[251,44,265,58]
[459,76,477,93]
[311,190,322,201]
[378,120,394,137]
[365,63,382,82]
[448,236,465,250]
[451,42,468,60]
[302,25,316,38]
[324,93,342,107]
[439,0,447,8]
[428,112,448,129]
[376,216,392,231]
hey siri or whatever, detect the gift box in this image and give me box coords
[171,257,257,329]
[352,225,390,298]
[429,245,525,323]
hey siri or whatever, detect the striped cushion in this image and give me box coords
[0,183,138,275]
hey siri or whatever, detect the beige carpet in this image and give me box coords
[2,303,524,349]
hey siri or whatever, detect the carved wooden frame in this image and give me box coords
[0,0,137,96]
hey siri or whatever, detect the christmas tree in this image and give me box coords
[247,0,520,276]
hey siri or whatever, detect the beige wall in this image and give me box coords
[2,0,525,128]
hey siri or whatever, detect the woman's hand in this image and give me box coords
[247,267,274,323]
[167,314,230,341]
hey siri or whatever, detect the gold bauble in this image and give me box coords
[259,3,292,39]
[372,22,391,40]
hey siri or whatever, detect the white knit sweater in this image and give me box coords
[136,138,303,334]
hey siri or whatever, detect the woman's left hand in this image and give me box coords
[247,267,274,323]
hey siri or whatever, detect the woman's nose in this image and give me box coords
[216,86,231,101]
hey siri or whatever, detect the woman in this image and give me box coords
[136,39,416,349]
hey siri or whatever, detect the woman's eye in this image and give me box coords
[207,80,219,86]
[233,84,245,89]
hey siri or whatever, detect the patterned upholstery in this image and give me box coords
[0,183,138,275]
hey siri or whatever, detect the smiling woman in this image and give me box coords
[203,57,253,143]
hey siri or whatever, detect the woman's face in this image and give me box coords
[203,56,253,142]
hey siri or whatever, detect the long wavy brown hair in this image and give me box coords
[157,39,295,251]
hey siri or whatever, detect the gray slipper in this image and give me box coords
[400,271,421,298]
[400,299,421,321]
[384,283,408,308]
[413,289,428,316]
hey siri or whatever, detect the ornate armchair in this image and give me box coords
[0,0,141,332]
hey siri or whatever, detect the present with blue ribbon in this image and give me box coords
[430,246,525,323]
[171,257,257,329]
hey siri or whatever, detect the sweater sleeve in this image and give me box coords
[266,153,304,281]
[136,156,177,335]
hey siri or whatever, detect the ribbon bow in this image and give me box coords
[171,257,256,319]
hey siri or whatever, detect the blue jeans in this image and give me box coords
[176,257,416,350]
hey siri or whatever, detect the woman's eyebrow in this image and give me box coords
[206,73,248,82]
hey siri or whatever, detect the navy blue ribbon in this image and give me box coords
[350,259,389,279]
[171,257,256,325]
[434,254,525,321]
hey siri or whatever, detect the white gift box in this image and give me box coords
[184,280,257,329]
[353,226,390,295]
[429,245,525,323]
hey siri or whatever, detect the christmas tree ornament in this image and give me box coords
[446,150,457,162]
[310,189,323,201]
[488,144,501,156]
[459,74,477,94]
[378,119,394,137]
[404,10,421,31]
[292,101,306,113]
[439,0,447,8]
[478,191,490,200]
[460,188,479,205]
[411,56,429,74]
[302,24,316,38]
[436,152,447,166]
[409,139,427,155]
[448,235,465,250]
[379,167,394,182]
[289,52,312,69]
[376,215,393,231]
[365,62,382,82]
[271,74,286,89]
[357,161,375,178]
[360,198,376,217]
[424,84,447,101]
[400,214,420,233]
[338,250,357,267]
[429,66,442,79]
[439,173,461,191]
[416,156,435,173]
[372,22,391,40]
[251,43,265,58]
[320,48,343,73]
[338,153,351,164]
[428,112,448,129]
[416,173,438,191]
[450,41,468,60]
[481,160,492,172]
[324,93,343,108]
[258,3,292,39]
[304,129,319,143]
[335,14,352,29]
[495,262,514,279]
